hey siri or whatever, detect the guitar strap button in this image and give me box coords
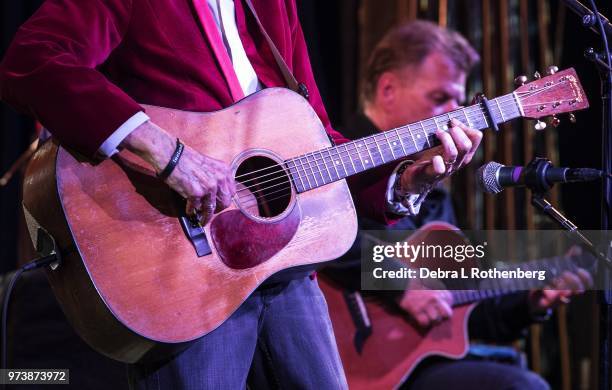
[297,83,309,100]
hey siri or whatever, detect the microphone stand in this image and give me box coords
[525,158,612,268]
[561,1,612,388]
[530,194,611,268]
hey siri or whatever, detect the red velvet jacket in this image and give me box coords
[0,0,393,222]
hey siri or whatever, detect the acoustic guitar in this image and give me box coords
[21,68,588,362]
[319,221,594,390]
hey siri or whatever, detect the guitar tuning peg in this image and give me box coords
[552,115,561,127]
[534,71,542,79]
[514,75,528,86]
[546,65,559,75]
[569,113,577,123]
[535,120,547,131]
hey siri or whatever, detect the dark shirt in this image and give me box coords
[322,112,533,342]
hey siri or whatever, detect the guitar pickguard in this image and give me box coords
[210,205,301,269]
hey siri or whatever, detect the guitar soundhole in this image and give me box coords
[234,154,294,220]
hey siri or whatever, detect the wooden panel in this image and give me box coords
[520,0,535,231]
[482,0,495,230]
[558,305,571,390]
[537,0,560,207]
[397,0,419,22]
[499,0,515,231]
[438,0,447,27]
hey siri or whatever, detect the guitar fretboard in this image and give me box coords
[285,93,522,193]
[450,255,584,306]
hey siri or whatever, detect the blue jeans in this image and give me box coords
[128,276,347,389]
[403,358,550,390]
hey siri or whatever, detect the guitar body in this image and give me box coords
[320,222,476,390]
[22,88,358,363]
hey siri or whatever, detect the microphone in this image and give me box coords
[476,159,605,194]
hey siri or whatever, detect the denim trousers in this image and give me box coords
[128,276,348,389]
[402,358,550,390]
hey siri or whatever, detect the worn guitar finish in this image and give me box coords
[21,69,588,363]
[23,88,358,363]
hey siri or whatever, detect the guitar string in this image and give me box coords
[232,96,514,200]
[234,95,512,192]
[233,90,570,195]
[235,184,294,209]
[233,87,575,193]
[234,94,511,184]
[233,109,543,203]
[233,85,577,198]
[232,80,574,183]
[233,102,500,184]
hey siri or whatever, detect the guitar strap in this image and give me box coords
[242,0,310,100]
[343,290,373,353]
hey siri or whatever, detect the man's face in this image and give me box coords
[383,51,467,129]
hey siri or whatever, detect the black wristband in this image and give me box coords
[157,138,184,180]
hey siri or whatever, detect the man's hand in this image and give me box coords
[121,121,236,225]
[399,288,453,329]
[528,268,592,314]
[399,119,482,194]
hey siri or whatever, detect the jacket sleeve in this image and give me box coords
[0,0,142,158]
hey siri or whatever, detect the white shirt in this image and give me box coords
[96,0,423,215]
[97,0,259,157]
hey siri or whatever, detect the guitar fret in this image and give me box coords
[395,129,408,156]
[372,136,385,164]
[345,143,357,173]
[462,108,473,128]
[341,144,355,176]
[334,149,347,177]
[494,98,505,122]
[337,146,349,177]
[305,153,320,187]
[479,104,490,128]
[383,131,396,159]
[319,150,333,183]
[364,139,375,167]
[419,122,431,148]
[327,149,340,180]
[312,153,324,186]
[433,116,450,132]
[442,115,451,131]
[291,160,306,192]
[512,92,525,117]
[407,126,418,150]
[298,157,313,190]
[355,141,367,170]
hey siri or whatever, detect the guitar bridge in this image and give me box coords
[179,215,212,257]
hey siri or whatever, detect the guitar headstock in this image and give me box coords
[514,67,589,121]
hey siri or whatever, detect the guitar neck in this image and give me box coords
[285,93,522,193]
[450,255,584,307]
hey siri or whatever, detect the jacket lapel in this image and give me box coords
[190,0,245,101]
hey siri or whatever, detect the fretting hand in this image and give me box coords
[398,119,482,194]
